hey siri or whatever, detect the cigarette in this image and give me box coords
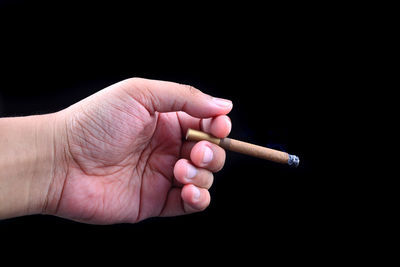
[185,128,300,167]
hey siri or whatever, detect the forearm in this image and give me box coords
[0,114,62,218]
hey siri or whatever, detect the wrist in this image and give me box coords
[30,112,68,216]
[40,111,70,216]
[0,113,68,218]
[25,113,57,215]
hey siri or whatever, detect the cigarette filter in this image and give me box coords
[186,128,299,167]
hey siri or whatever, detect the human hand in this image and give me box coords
[43,78,232,224]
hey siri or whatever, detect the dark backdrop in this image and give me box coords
[0,0,338,260]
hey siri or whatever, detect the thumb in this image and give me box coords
[121,78,232,118]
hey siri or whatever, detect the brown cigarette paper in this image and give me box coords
[185,128,299,167]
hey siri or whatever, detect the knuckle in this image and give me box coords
[198,205,208,212]
[214,163,224,173]
[125,77,143,85]
[213,148,226,172]
[182,84,202,96]
[205,173,214,189]
[173,159,186,180]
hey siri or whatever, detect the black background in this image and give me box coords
[0,0,343,260]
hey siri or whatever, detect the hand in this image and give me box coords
[44,78,232,224]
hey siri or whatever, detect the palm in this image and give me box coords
[57,86,187,224]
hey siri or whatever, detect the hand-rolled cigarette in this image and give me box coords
[185,128,299,167]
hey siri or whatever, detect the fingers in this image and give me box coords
[201,115,232,138]
[190,141,226,172]
[178,113,231,160]
[180,140,226,172]
[174,159,213,189]
[177,112,232,139]
[160,141,224,218]
[180,140,226,170]
[121,78,232,118]
[181,185,211,213]
[118,78,232,218]
[159,186,210,217]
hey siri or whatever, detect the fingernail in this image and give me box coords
[186,164,197,179]
[202,146,213,164]
[193,187,201,201]
[213,97,232,108]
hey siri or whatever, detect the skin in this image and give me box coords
[0,78,232,224]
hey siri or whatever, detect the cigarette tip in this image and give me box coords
[288,154,300,167]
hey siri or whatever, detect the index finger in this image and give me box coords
[120,78,232,118]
